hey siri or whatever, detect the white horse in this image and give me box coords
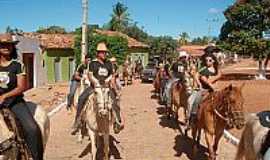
[80,85,115,160]
[235,112,270,160]
[0,102,50,160]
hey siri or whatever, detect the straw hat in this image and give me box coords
[159,63,164,68]
[178,51,188,58]
[0,34,19,44]
[96,42,108,52]
[110,57,117,62]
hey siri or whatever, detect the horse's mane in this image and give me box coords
[261,130,270,156]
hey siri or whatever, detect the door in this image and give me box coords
[54,57,61,82]
[22,53,34,89]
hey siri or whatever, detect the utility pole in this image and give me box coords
[81,0,88,62]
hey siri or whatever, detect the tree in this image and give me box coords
[108,2,130,32]
[179,32,190,45]
[191,36,211,45]
[123,22,149,43]
[148,36,178,61]
[5,26,23,35]
[74,27,128,65]
[219,1,270,78]
[36,26,67,34]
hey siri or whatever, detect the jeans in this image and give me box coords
[67,80,79,108]
[165,78,179,106]
[75,86,93,121]
[116,78,122,91]
[10,101,44,160]
[187,90,204,119]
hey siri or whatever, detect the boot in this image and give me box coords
[71,117,81,135]
[113,121,124,134]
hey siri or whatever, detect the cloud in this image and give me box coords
[208,8,221,14]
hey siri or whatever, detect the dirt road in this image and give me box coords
[44,81,237,160]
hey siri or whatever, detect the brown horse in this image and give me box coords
[153,69,162,96]
[169,80,189,122]
[122,64,133,86]
[192,84,245,160]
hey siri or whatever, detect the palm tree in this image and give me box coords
[109,2,130,32]
[179,32,190,45]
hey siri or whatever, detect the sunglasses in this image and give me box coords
[206,58,214,63]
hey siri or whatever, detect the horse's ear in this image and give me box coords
[227,84,233,91]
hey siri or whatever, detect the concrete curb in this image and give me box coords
[223,130,240,146]
[47,100,67,118]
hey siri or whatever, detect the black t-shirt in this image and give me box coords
[72,63,88,81]
[0,60,25,106]
[171,61,187,79]
[89,59,113,85]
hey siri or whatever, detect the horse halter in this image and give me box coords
[94,86,112,118]
[213,92,244,129]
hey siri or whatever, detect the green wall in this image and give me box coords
[128,48,149,67]
[44,49,74,83]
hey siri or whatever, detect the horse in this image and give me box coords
[235,112,270,160]
[80,85,115,160]
[122,64,133,86]
[0,102,50,160]
[135,62,143,79]
[153,69,161,97]
[169,80,189,122]
[191,84,245,160]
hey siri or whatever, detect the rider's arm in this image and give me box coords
[200,75,215,91]
[1,74,27,100]
[74,72,82,81]
[74,64,84,81]
[208,70,222,83]
[88,72,99,87]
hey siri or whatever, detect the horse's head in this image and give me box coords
[223,83,245,129]
[94,87,113,118]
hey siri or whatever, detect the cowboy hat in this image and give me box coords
[0,34,19,44]
[110,57,117,62]
[204,46,220,54]
[96,42,108,52]
[178,51,188,58]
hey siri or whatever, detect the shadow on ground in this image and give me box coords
[78,135,122,160]
[156,105,209,160]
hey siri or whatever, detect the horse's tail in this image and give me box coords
[261,130,270,156]
[235,125,247,160]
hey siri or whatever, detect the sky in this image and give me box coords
[0,0,235,39]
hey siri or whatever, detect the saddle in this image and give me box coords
[257,111,270,128]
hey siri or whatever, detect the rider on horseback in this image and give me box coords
[165,51,189,108]
[71,42,124,135]
[187,46,222,125]
[0,34,43,160]
[66,54,91,110]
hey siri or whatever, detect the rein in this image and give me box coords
[210,92,231,125]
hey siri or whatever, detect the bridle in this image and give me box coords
[212,91,244,128]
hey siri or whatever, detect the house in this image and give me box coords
[16,35,47,89]
[95,29,149,66]
[23,33,75,83]
[178,45,207,57]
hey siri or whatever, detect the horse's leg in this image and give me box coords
[89,129,96,160]
[192,125,198,158]
[213,126,224,156]
[205,131,215,160]
[103,134,109,160]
